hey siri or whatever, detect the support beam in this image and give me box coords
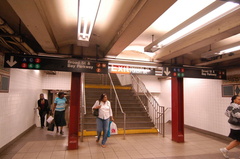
[171,77,184,143]
[8,0,58,52]
[105,0,176,56]
[155,8,240,61]
[197,50,240,66]
[68,72,81,150]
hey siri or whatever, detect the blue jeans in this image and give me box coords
[96,117,109,145]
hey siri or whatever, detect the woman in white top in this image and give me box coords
[92,93,114,148]
[220,95,240,158]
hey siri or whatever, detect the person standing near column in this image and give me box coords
[37,93,49,128]
[92,93,114,148]
[220,95,240,158]
[52,92,67,135]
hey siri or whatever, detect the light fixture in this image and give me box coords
[215,45,240,55]
[123,46,156,58]
[77,0,101,46]
[156,2,239,49]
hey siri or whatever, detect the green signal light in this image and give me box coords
[35,64,41,69]
[28,63,34,69]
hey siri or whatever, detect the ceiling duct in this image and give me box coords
[0,17,34,54]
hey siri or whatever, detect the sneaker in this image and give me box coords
[60,131,64,135]
[220,148,229,158]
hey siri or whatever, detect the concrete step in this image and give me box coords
[85,73,120,85]
[83,117,152,123]
[85,107,145,111]
[83,122,155,131]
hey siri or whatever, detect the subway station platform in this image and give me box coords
[1,123,239,159]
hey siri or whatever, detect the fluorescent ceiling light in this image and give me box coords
[77,0,101,46]
[157,2,239,48]
[216,45,240,55]
[150,0,216,32]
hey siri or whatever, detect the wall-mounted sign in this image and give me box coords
[109,65,155,75]
[4,54,108,74]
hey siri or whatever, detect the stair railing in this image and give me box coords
[80,73,86,142]
[130,74,165,137]
[108,73,126,139]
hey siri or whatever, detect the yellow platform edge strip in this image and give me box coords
[78,128,158,136]
[85,84,131,90]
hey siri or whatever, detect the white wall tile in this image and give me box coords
[0,69,43,148]
[42,71,71,90]
[184,78,230,136]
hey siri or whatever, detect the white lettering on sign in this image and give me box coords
[67,60,93,70]
[68,64,76,68]
[110,65,152,74]
[201,69,217,77]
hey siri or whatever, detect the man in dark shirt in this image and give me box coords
[37,93,49,128]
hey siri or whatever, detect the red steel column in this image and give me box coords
[171,77,184,143]
[68,72,81,150]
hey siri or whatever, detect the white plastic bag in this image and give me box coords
[110,122,118,135]
[47,116,54,124]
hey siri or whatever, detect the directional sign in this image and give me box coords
[4,54,108,74]
[184,67,226,79]
[160,66,226,79]
[109,65,155,75]
[163,67,171,76]
[6,56,17,67]
[170,66,226,79]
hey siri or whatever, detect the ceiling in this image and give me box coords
[0,0,240,69]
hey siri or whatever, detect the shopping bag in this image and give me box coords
[47,122,55,131]
[47,116,54,124]
[110,122,118,135]
[107,121,112,137]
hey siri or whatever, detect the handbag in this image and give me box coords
[228,114,240,126]
[47,121,55,131]
[93,109,99,116]
[92,100,100,116]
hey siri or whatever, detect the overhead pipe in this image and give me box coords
[0,17,35,54]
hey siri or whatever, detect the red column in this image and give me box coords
[68,72,81,150]
[171,77,184,143]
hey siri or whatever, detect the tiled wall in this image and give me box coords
[158,79,172,122]
[138,75,161,93]
[140,77,230,136]
[184,78,230,136]
[0,69,43,148]
[42,71,71,90]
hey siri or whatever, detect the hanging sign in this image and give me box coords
[4,54,108,74]
[109,65,155,75]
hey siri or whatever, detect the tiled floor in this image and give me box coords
[1,124,240,159]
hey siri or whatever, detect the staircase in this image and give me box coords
[82,73,157,136]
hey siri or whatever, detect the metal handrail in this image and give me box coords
[108,73,126,140]
[80,73,86,142]
[130,74,165,137]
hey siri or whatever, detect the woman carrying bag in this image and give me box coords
[92,93,114,148]
[220,95,240,158]
[52,92,67,135]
